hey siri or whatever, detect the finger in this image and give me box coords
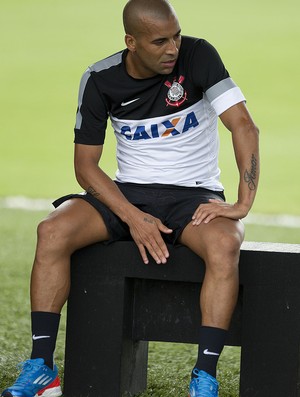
[192,206,220,225]
[145,232,171,264]
[137,244,150,265]
[192,206,202,220]
[192,203,210,220]
[202,212,218,224]
[192,201,227,223]
[157,221,173,234]
[148,240,169,264]
[192,213,208,225]
[132,224,169,264]
[192,206,210,225]
[148,246,164,264]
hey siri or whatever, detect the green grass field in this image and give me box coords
[1,0,300,215]
[0,0,299,395]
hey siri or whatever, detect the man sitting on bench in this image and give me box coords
[2,1,259,396]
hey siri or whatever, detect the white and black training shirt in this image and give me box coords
[74,36,245,191]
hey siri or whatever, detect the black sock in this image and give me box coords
[31,311,61,370]
[192,326,227,379]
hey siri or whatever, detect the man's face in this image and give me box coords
[126,14,181,79]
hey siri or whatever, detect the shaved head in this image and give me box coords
[123,0,181,78]
[123,0,177,36]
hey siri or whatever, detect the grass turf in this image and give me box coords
[1,0,300,215]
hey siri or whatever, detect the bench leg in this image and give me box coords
[240,285,300,396]
[64,273,148,397]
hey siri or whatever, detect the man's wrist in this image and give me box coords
[234,202,252,218]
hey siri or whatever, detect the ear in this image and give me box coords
[125,34,136,52]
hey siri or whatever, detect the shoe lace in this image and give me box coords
[194,377,216,395]
[192,370,218,397]
[14,360,44,388]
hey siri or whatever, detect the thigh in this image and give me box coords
[44,198,110,252]
[178,217,245,262]
[162,187,226,243]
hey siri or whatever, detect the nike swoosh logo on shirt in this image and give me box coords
[203,348,220,356]
[121,98,140,106]
[32,334,51,340]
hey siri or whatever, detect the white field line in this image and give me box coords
[244,213,300,229]
[1,196,300,229]
[0,196,53,211]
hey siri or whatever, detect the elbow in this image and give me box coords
[245,120,259,141]
[74,158,100,191]
[253,124,260,147]
[73,143,103,189]
[74,164,86,189]
[246,117,259,135]
[74,157,91,189]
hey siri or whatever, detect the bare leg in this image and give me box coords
[180,217,244,384]
[179,218,244,329]
[30,198,110,313]
[1,199,109,395]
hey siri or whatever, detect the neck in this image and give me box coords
[125,52,156,79]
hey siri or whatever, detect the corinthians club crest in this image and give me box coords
[164,75,187,107]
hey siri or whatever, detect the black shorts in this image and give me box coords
[53,182,225,244]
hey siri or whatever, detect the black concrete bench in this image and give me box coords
[64,241,300,397]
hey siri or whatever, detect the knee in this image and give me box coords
[206,231,243,276]
[36,215,69,254]
[218,231,242,259]
[37,217,57,243]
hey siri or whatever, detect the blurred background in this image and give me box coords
[0,0,299,239]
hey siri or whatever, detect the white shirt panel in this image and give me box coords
[111,99,224,190]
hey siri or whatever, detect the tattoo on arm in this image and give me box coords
[143,217,155,224]
[244,154,257,191]
[87,186,100,198]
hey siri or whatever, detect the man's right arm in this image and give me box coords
[74,143,172,264]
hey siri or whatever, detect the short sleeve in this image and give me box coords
[74,68,108,145]
[190,39,245,115]
[205,78,246,116]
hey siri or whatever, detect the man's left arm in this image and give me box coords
[192,101,259,224]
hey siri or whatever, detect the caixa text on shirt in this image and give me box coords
[120,112,199,140]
